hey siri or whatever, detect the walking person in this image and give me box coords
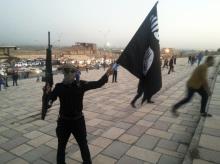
[163,58,169,69]
[0,75,5,91]
[188,55,192,64]
[130,80,144,108]
[12,70,18,86]
[112,63,119,83]
[171,56,215,117]
[130,79,154,108]
[168,56,174,74]
[45,64,113,164]
[173,55,177,65]
[197,52,204,65]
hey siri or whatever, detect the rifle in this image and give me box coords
[41,32,53,120]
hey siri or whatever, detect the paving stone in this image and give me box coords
[136,120,153,127]
[193,159,215,164]
[0,135,9,144]
[70,144,103,162]
[92,129,105,136]
[172,133,191,144]
[117,155,144,164]
[135,134,159,150]
[123,115,141,124]
[154,147,184,158]
[157,139,179,151]
[32,159,50,164]
[65,158,81,164]
[6,158,29,164]
[90,137,112,148]
[115,122,132,130]
[158,154,182,164]
[41,150,57,164]
[198,147,220,164]
[150,110,164,115]
[177,144,188,154]
[101,127,125,139]
[102,141,130,159]
[1,129,23,139]
[22,145,53,162]
[181,120,197,128]
[0,148,5,154]
[87,118,103,126]
[159,116,182,124]
[203,127,220,137]
[126,146,161,163]
[127,125,148,137]
[93,154,117,164]
[143,114,160,122]
[0,152,16,163]
[27,134,53,147]
[139,104,156,113]
[169,124,187,132]
[146,128,172,139]
[204,117,220,130]
[199,134,220,151]
[152,120,171,131]
[10,144,33,156]
[0,126,8,133]
[0,136,29,151]
[119,133,138,144]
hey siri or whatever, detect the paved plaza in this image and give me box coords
[0,58,219,164]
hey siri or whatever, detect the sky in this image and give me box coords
[0,0,220,50]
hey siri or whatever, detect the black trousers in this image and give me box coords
[56,116,91,164]
[131,91,143,105]
[13,79,18,86]
[168,66,174,74]
[174,86,208,113]
[112,71,117,82]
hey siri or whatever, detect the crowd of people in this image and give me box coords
[0,69,19,91]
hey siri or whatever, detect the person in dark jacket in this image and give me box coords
[46,64,113,164]
[168,56,174,74]
[12,70,19,86]
[130,79,154,108]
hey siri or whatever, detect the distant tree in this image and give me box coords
[205,50,209,55]
[217,48,220,52]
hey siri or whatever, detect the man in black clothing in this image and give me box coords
[168,56,174,74]
[130,79,154,108]
[12,70,18,86]
[46,64,113,164]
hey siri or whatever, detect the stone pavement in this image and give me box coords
[0,58,218,164]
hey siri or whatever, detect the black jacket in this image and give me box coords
[49,74,108,118]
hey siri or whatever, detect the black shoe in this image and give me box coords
[147,100,154,103]
[130,102,136,108]
[201,112,212,117]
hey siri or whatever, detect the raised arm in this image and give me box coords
[83,67,113,91]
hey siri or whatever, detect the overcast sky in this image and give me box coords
[0,0,220,50]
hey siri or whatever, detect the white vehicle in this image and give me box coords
[21,62,28,67]
[15,62,23,67]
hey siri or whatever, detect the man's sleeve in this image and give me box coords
[49,84,60,102]
[83,74,108,91]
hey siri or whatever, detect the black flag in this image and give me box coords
[117,2,162,103]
